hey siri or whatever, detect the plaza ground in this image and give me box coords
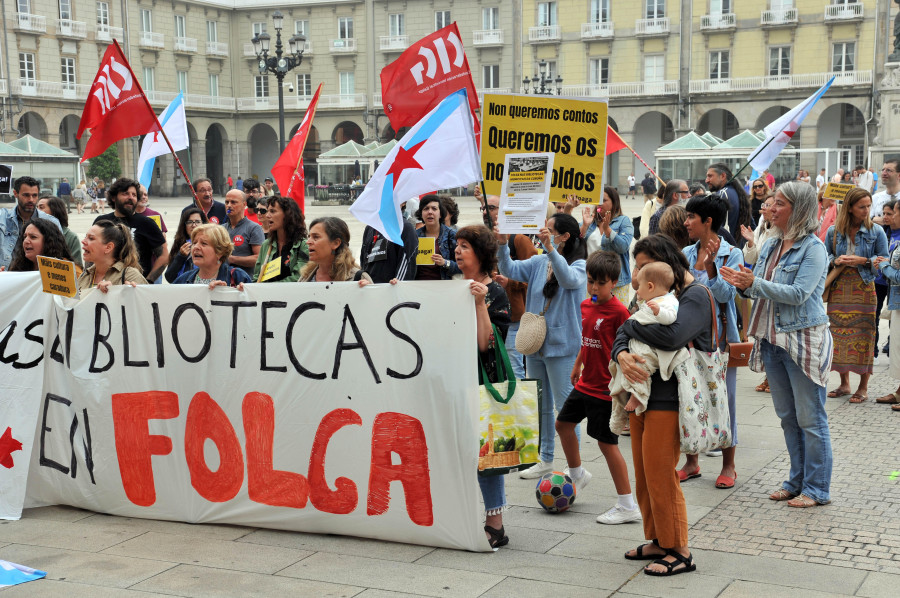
[1,193,898,597]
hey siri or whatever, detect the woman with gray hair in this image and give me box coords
[720,182,834,508]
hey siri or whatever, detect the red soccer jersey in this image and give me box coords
[574,296,631,400]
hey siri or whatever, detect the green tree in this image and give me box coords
[86,145,121,182]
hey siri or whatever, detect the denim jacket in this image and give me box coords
[0,208,62,269]
[416,224,461,280]
[738,233,829,333]
[877,243,900,309]
[683,238,742,343]
[824,224,888,285]
[585,214,633,288]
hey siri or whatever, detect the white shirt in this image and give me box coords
[627,175,635,187]
[816,174,825,189]
[871,189,900,218]
[857,170,874,192]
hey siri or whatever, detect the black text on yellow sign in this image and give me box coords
[822,182,855,203]
[37,256,77,298]
[481,94,608,204]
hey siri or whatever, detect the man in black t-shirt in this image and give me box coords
[183,177,227,224]
[94,177,168,281]
[359,222,418,283]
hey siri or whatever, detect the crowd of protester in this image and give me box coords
[4,161,898,574]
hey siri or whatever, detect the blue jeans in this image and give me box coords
[478,474,505,514]
[761,340,832,503]
[526,352,579,463]
[505,322,526,380]
[726,366,738,445]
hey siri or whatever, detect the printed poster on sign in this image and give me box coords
[481,93,608,205]
[0,164,12,195]
[498,152,555,235]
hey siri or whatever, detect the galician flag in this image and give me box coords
[136,92,189,189]
[0,560,46,588]
[749,77,834,172]
[350,88,481,245]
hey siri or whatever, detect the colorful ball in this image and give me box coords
[534,471,576,513]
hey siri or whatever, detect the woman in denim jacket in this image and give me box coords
[823,188,888,403]
[580,186,634,304]
[496,213,587,480]
[873,205,900,409]
[721,182,833,508]
[414,195,461,281]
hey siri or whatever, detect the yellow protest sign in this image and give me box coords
[481,93,608,204]
[822,182,855,202]
[148,215,162,229]
[416,237,436,266]
[37,256,77,297]
[258,257,282,282]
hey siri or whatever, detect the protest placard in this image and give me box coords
[37,256,77,298]
[822,182,855,203]
[0,165,11,195]
[481,93,607,204]
[498,152,554,234]
[416,237,436,266]
[0,278,487,551]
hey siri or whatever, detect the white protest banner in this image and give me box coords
[0,278,488,551]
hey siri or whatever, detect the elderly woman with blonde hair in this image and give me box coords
[172,224,252,287]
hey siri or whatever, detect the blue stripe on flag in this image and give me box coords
[0,560,47,588]
[403,89,467,150]
[160,92,184,125]
[378,173,401,243]
[138,158,156,189]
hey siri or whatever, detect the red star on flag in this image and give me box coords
[386,140,427,189]
[0,426,23,469]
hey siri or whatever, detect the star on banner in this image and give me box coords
[386,140,426,189]
[0,427,23,469]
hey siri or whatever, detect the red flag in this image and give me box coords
[77,42,159,162]
[380,23,479,133]
[271,83,323,213]
[605,125,628,156]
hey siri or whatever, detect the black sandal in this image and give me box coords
[484,525,508,550]
[624,539,663,560]
[644,549,696,576]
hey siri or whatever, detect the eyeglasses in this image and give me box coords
[256,208,268,215]
[677,189,691,195]
[186,220,203,226]
[480,205,499,212]
[752,184,764,189]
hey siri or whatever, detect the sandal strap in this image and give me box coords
[664,549,692,568]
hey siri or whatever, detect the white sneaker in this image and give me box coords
[564,467,592,492]
[519,460,554,479]
[596,504,642,525]
[705,449,722,457]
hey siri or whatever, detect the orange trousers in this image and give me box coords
[629,410,689,549]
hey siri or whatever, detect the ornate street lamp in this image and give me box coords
[251,10,306,152]
[523,60,563,95]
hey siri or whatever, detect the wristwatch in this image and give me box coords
[865,258,872,268]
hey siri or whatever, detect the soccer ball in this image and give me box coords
[535,471,576,513]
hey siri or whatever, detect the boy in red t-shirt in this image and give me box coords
[555,251,640,525]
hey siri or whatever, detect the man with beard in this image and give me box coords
[94,177,168,282]
[1,176,62,269]
[182,177,227,224]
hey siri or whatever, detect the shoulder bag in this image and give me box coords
[515,261,554,356]
[822,231,844,303]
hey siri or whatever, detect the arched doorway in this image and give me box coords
[379,123,410,142]
[18,112,47,141]
[206,124,227,194]
[58,114,80,153]
[632,111,674,179]
[173,122,199,194]
[697,108,739,140]
[332,121,364,145]
[816,103,865,175]
[249,123,278,181]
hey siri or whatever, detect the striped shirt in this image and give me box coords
[746,240,833,387]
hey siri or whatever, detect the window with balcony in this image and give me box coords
[59,0,72,20]
[18,0,30,14]
[769,47,791,76]
[645,0,665,19]
[96,2,108,25]
[209,74,219,97]
[772,0,793,9]
[252,22,266,36]
[338,17,354,39]
[590,0,610,23]
[140,9,151,32]
[207,21,217,42]
[255,76,268,98]
[297,73,311,97]
[339,72,355,96]
[833,42,855,72]
[538,2,558,26]
[435,10,451,31]
[19,52,35,81]
[61,57,76,87]
[294,20,308,37]
[177,71,188,93]
[483,65,500,89]
[709,51,729,80]
[389,14,405,36]
[711,0,732,14]
[142,66,155,91]
[589,58,609,85]
[175,15,186,39]
[483,7,499,30]
[644,55,664,82]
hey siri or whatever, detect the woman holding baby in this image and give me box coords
[612,234,716,576]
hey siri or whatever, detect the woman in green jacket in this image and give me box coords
[252,195,309,282]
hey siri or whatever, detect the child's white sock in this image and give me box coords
[617,493,636,510]
[568,465,584,479]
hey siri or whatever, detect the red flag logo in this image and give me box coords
[271,84,323,213]
[77,42,159,162]
[380,23,479,133]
